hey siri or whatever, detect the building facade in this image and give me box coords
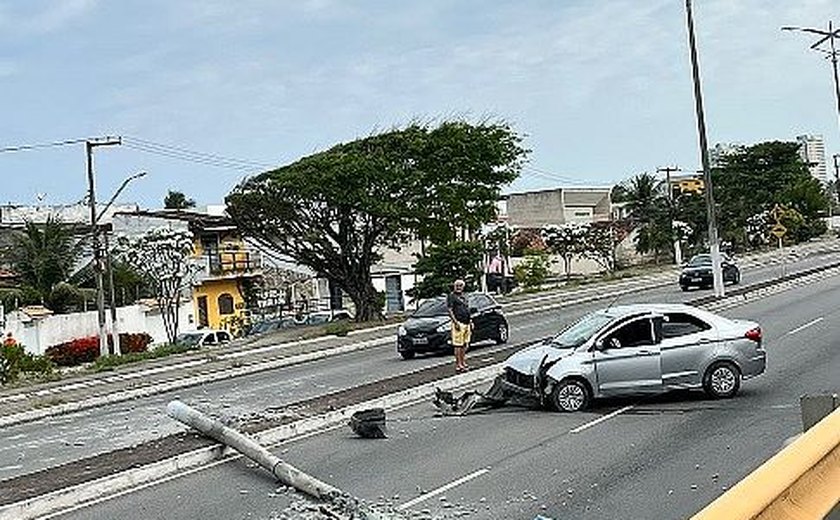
[796,134,828,184]
[502,186,612,228]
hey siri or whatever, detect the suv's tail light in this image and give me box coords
[745,327,762,342]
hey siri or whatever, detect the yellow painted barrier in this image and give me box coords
[691,407,840,520]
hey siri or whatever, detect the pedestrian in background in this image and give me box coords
[447,279,472,372]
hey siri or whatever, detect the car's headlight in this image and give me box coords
[398,325,407,337]
[436,322,450,333]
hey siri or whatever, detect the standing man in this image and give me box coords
[447,279,472,372]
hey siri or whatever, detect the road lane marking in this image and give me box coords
[396,468,490,511]
[569,405,634,434]
[787,317,824,336]
[0,464,23,471]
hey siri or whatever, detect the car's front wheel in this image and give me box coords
[551,379,591,412]
[703,362,741,399]
[495,320,509,344]
[399,350,415,360]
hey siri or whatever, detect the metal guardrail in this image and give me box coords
[691,396,840,520]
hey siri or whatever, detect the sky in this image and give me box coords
[0,0,838,208]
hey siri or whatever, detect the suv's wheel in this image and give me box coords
[733,270,741,285]
[399,350,415,360]
[495,320,509,344]
[551,379,591,412]
[703,362,741,399]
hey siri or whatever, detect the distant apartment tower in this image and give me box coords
[796,134,827,184]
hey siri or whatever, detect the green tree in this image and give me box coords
[513,253,551,289]
[164,190,196,210]
[6,217,80,304]
[713,141,828,249]
[409,241,483,300]
[618,173,673,262]
[226,121,527,321]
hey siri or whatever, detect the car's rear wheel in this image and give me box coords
[732,270,741,285]
[495,320,509,344]
[551,379,591,412]
[399,350,415,360]
[703,362,741,399]
[680,284,689,292]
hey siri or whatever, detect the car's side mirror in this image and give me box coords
[593,339,605,351]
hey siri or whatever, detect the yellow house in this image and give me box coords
[191,221,262,333]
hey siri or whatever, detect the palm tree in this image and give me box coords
[619,173,672,262]
[7,217,80,304]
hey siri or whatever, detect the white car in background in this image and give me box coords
[175,330,232,349]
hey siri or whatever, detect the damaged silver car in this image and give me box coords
[499,304,767,412]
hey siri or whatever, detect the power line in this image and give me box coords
[123,136,274,169]
[521,165,601,186]
[122,141,263,173]
[0,137,89,154]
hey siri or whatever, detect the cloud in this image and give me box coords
[0,0,98,36]
[0,60,17,78]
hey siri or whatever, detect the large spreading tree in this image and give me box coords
[713,141,829,249]
[226,121,527,321]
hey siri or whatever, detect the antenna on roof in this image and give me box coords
[605,293,622,310]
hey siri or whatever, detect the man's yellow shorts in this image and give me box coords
[451,321,472,347]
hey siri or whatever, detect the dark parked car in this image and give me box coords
[396,293,509,360]
[680,253,740,291]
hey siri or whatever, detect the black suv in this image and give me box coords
[396,292,509,360]
[679,253,740,291]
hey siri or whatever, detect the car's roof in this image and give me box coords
[601,303,700,317]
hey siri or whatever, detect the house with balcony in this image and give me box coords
[112,208,263,332]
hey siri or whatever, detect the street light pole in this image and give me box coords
[782,21,840,136]
[685,0,724,297]
[86,137,121,357]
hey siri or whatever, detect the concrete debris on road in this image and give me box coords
[349,408,387,439]
[432,377,509,416]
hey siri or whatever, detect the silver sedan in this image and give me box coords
[502,303,767,412]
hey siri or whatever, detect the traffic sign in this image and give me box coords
[770,223,787,239]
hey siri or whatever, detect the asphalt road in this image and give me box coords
[0,251,832,481]
[49,255,840,520]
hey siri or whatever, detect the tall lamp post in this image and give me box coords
[685,0,724,297]
[782,22,840,135]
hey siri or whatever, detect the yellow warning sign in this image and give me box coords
[770,223,787,239]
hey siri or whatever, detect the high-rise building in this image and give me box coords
[796,134,828,184]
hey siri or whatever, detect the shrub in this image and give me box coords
[92,343,194,372]
[119,332,153,354]
[47,283,84,314]
[513,254,552,289]
[1,343,54,385]
[324,320,352,337]
[46,336,100,367]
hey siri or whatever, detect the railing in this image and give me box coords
[206,251,262,276]
[691,396,839,520]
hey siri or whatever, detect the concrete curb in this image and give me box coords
[0,364,502,520]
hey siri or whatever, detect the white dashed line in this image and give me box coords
[787,317,824,336]
[397,468,490,511]
[569,405,634,434]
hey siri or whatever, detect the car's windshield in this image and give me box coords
[175,333,204,346]
[550,312,614,348]
[413,297,448,318]
[688,255,711,267]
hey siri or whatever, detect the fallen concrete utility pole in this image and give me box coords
[167,400,396,520]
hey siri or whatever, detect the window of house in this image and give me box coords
[218,293,235,315]
[662,313,711,339]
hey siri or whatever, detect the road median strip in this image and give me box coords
[3,260,840,519]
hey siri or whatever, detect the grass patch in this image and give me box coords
[92,344,196,372]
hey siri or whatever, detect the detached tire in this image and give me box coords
[399,351,415,360]
[551,379,591,412]
[495,320,509,345]
[703,362,741,399]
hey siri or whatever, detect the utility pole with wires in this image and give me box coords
[658,165,683,265]
[782,21,840,136]
[86,136,122,357]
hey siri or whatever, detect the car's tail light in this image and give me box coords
[745,327,762,342]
